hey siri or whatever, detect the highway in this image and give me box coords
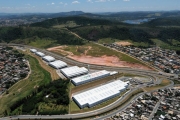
[0,43,175,120]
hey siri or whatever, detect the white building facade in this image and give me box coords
[49,60,67,69]
[60,66,88,78]
[72,80,129,109]
[42,56,55,62]
[71,70,110,86]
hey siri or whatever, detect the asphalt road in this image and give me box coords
[0,43,175,120]
[148,97,163,120]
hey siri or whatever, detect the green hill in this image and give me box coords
[1,15,180,51]
[0,27,84,47]
[144,17,180,27]
[30,16,118,28]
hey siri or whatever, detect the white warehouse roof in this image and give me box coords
[35,52,45,57]
[30,49,37,53]
[71,70,110,86]
[72,80,129,109]
[61,66,88,78]
[49,60,67,69]
[42,56,55,62]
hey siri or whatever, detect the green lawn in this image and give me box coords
[98,38,121,44]
[0,55,51,116]
[28,38,58,49]
[133,41,150,47]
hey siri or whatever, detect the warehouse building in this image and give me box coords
[49,60,67,69]
[42,56,55,62]
[71,70,110,86]
[35,52,45,57]
[72,80,129,109]
[30,49,37,53]
[61,66,88,78]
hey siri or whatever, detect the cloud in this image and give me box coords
[64,3,68,6]
[95,0,106,2]
[87,0,93,3]
[26,4,31,6]
[95,0,116,2]
[72,1,80,4]
[59,2,63,4]
[52,2,55,5]
[123,0,130,1]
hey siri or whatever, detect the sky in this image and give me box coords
[0,0,180,13]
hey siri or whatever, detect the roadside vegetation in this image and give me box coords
[173,79,180,85]
[143,79,171,92]
[29,51,60,80]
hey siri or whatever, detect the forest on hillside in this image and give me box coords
[0,16,180,50]
[0,27,84,45]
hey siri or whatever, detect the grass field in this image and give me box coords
[28,39,58,49]
[143,79,171,92]
[152,39,180,51]
[29,51,60,80]
[133,41,150,47]
[0,55,51,116]
[98,38,121,44]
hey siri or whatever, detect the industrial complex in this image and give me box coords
[30,49,129,109]
[72,80,129,109]
[35,52,45,57]
[49,60,67,69]
[30,49,37,53]
[71,70,110,86]
[42,55,56,62]
[61,66,88,78]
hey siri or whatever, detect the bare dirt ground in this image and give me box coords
[115,41,132,46]
[68,55,150,70]
[47,46,73,56]
[47,46,151,70]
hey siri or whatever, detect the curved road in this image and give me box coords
[0,43,175,120]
